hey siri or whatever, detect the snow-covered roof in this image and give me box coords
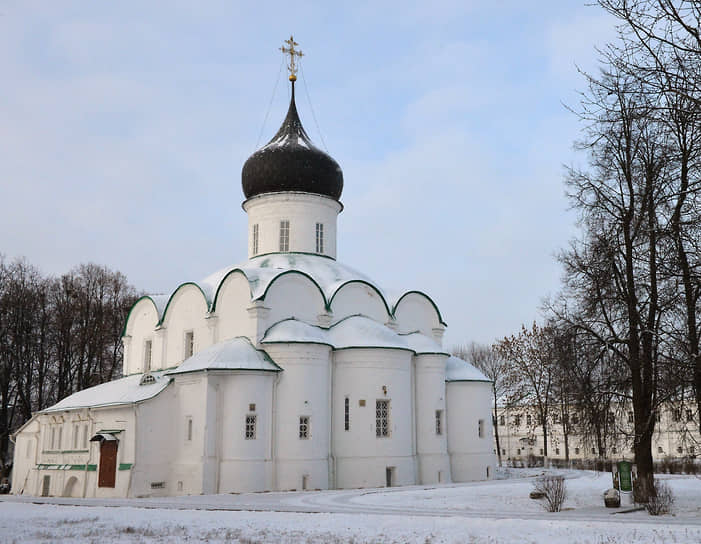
[42,371,171,412]
[129,253,446,330]
[263,316,428,353]
[166,337,281,375]
[445,356,491,383]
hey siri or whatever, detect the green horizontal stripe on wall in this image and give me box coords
[86,464,97,471]
[118,463,133,470]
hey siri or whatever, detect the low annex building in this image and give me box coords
[11,42,495,498]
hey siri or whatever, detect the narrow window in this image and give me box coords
[686,409,693,422]
[514,415,521,427]
[186,417,193,441]
[184,331,194,359]
[592,448,596,455]
[344,397,350,431]
[612,447,617,454]
[517,448,521,455]
[627,411,634,423]
[677,446,683,454]
[674,409,682,422]
[478,419,484,438]
[658,446,663,453]
[376,400,390,437]
[526,414,532,426]
[299,416,310,439]
[144,339,152,372]
[315,223,324,253]
[279,220,290,252]
[245,414,256,440]
[575,447,580,455]
[573,413,579,424]
[555,448,560,455]
[540,448,544,455]
[499,415,505,426]
[252,223,259,255]
[435,410,443,435]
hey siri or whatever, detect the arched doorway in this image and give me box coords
[63,476,79,497]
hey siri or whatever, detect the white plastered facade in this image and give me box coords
[12,144,494,501]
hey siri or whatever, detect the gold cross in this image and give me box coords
[280,35,304,81]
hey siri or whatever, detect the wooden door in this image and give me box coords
[98,440,117,488]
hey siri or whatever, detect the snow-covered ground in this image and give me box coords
[1,469,700,543]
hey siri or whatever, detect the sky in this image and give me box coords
[0,1,618,347]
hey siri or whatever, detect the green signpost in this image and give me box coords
[617,461,633,492]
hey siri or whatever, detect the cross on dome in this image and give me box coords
[280,35,304,81]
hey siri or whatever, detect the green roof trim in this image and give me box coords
[210,268,254,313]
[392,290,447,327]
[257,269,328,307]
[327,279,392,317]
[119,463,133,470]
[159,282,209,327]
[250,250,337,261]
[121,295,161,337]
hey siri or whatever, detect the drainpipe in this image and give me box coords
[126,403,137,498]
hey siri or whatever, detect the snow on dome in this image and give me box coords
[136,253,444,329]
[167,337,281,375]
[400,331,450,355]
[445,356,491,383]
[43,371,171,412]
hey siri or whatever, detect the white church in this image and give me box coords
[11,40,495,498]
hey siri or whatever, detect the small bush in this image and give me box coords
[646,480,675,515]
[532,474,567,512]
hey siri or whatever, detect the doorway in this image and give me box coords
[385,466,395,487]
[98,440,118,488]
[41,475,51,497]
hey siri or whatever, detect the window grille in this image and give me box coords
[315,223,324,253]
[144,340,152,371]
[245,415,256,440]
[279,220,290,251]
[435,410,443,435]
[299,416,310,439]
[184,331,194,359]
[252,224,259,255]
[376,400,390,437]
[344,397,350,431]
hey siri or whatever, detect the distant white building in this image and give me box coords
[11,59,495,498]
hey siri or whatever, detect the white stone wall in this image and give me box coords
[265,343,332,491]
[446,381,495,481]
[414,354,451,484]
[329,282,391,325]
[332,348,416,488]
[123,298,159,375]
[243,192,342,258]
[216,371,275,493]
[393,293,442,340]
[159,285,210,370]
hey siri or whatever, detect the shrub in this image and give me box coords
[646,479,675,515]
[532,474,567,512]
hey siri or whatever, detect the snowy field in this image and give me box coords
[1,469,700,543]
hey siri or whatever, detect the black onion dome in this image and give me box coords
[242,82,343,200]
